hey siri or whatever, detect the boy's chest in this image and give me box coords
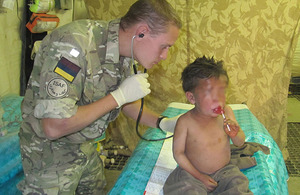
[187,118,228,146]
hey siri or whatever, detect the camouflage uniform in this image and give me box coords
[18,19,132,194]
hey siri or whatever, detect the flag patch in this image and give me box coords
[54,57,81,82]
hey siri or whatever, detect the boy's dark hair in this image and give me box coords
[120,0,182,35]
[181,56,229,92]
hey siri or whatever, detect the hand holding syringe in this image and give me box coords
[213,106,231,131]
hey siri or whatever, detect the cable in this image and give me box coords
[131,35,173,141]
[134,69,173,141]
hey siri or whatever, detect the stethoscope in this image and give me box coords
[131,34,173,141]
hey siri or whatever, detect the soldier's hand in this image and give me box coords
[158,114,183,133]
[111,73,150,108]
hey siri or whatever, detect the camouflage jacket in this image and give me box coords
[21,19,132,143]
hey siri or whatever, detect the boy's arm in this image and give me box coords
[224,105,245,147]
[173,116,217,191]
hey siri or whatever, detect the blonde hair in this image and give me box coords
[120,0,182,35]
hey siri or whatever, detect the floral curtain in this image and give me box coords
[85,0,300,159]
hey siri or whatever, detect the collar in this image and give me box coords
[105,18,121,63]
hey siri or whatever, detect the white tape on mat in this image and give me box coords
[144,132,176,195]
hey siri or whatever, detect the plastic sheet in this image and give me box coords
[0,95,24,194]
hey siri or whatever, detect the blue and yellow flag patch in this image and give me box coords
[54,57,81,82]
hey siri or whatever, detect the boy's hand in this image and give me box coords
[200,174,218,192]
[223,118,240,137]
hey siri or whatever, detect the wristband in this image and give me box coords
[156,116,167,129]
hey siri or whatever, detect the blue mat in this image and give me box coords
[0,95,24,195]
[0,98,289,195]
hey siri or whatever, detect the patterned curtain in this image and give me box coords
[85,0,300,159]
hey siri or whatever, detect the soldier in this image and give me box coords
[18,0,182,194]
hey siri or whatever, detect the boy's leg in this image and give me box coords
[163,166,207,195]
[212,164,253,195]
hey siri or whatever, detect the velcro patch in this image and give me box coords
[54,57,81,82]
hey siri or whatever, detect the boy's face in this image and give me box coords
[186,75,228,116]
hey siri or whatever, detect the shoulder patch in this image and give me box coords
[47,78,69,98]
[54,57,81,82]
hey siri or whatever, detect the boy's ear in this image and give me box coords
[185,91,195,104]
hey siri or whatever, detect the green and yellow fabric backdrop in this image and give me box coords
[84,0,300,159]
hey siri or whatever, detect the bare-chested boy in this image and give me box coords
[163,56,253,195]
